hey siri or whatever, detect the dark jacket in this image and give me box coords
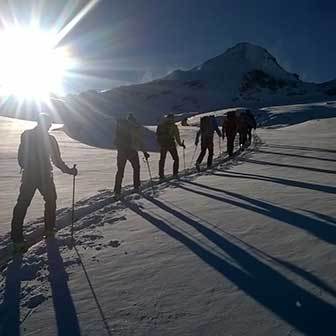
[222,112,238,138]
[245,110,257,129]
[114,119,145,151]
[237,114,250,133]
[196,116,221,145]
[18,128,69,175]
[156,120,183,147]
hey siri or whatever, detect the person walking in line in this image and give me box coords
[245,109,257,145]
[222,111,238,157]
[156,114,185,179]
[11,113,78,250]
[237,111,249,150]
[195,115,222,171]
[114,114,150,197]
[181,117,189,126]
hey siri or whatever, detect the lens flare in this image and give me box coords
[0,28,75,101]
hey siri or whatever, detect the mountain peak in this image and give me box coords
[165,42,298,83]
[226,41,268,52]
[222,42,276,64]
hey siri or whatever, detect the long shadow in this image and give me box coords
[264,144,336,155]
[180,181,336,244]
[160,197,336,299]
[227,235,336,299]
[304,210,336,225]
[0,256,23,336]
[212,170,336,194]
[267,256,336,298]
[126,197,336,335]
[241,158,336,175]
[46,238,81,336]
[257,149,336,163]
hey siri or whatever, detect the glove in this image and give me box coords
[66,166,78,176]
[143,152,150,160]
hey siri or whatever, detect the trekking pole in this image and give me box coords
[218,137,222,156]
[182,141,186,173]
[71,164,77,240]
[189,145,198,168]
[144,157,155,194]
[253,128,256,143]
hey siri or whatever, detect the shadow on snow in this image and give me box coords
[0,256,22,336]
[0,239,81,336]
[256,149,336,163]
[46,237,81,336]
[125,194,336,336]
[241,158,336,175]
[181,180,336,245]
[211,170,336,195]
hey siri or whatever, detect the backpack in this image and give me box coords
[115,119,135,149]
[200,115,219,137]
[200,116,212,136]
[245,110,257,129]
[157,121,175,146]
[224,112,238,134]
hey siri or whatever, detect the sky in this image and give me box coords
[0,0,336,93]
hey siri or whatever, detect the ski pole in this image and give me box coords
[182,141,186,173]
[145,157,155,194]
[218,137,222,156]
[189,145,198,168]
[71,164,77,240]
[253,128,256,143]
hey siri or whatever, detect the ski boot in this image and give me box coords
[44,228,56,239]
[12,240,29,254]
[114,192,123,201]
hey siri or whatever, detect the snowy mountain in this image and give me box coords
[0,42,335,149]
[165,42,299,83]
[58,42,336,125]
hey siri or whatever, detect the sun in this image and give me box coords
[0,28,75,101]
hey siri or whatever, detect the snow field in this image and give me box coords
[0,105,335,335]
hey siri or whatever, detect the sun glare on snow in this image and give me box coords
[0,28,75,101]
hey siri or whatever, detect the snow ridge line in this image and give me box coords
[0,134,262,267]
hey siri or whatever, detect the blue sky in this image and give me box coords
[1,0,336,92]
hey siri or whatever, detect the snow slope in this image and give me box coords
[0,107,335,335]
[1,101,335,236]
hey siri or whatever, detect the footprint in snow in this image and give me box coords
[24,293,47,309]
[107,240,121,248]
[104,215,127,225]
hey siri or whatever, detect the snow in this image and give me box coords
[0,102,335,335]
